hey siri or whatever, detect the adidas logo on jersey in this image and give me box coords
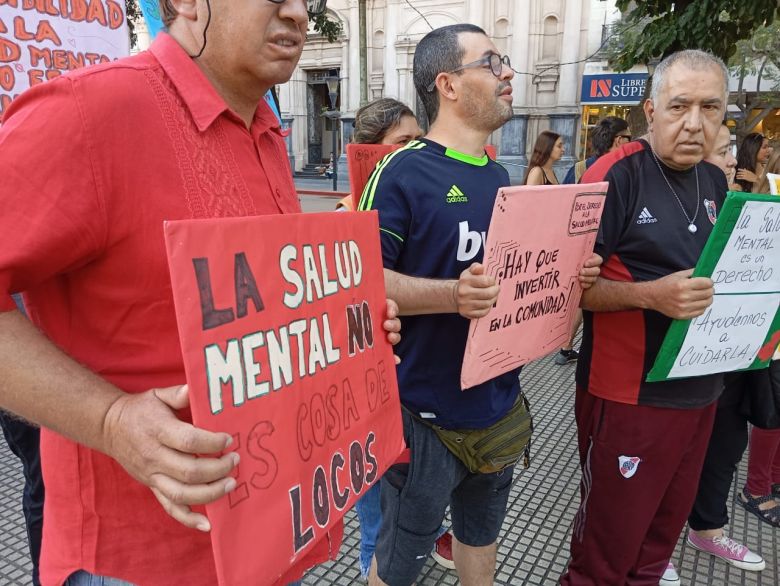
[636,207,658,225]
[446,185,468,203]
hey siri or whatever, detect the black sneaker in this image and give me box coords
[554,349,579,365]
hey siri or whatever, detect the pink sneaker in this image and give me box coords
[431,531,456,570]
[687,532,765,571]
[659,562,680,586]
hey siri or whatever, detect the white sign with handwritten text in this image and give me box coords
[669,293,780,378]
[710,201,780,294]
[669,200,780,378]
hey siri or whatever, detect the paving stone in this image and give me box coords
[1,345,777,585]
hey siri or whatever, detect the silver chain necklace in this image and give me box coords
[649,148,700,234]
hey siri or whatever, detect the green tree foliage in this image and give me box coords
[605,1,778,138]
[310,10,343,43]
[730,20,780,136]
[124,0,343,47]
[611,0,777,69]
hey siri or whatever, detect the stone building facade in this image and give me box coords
[134,1,622,183]
[277,0,621,183]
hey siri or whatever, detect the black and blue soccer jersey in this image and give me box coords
[359,138,520,430]
[577,139,727,408]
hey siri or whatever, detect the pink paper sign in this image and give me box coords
[461,183,608,389]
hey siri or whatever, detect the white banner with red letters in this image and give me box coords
[0,0,129,115]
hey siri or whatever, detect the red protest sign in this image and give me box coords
[346,143,399,210]
[164,212,404,586]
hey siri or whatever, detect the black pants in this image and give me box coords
[0,411,44,586]
[688,375,749,531]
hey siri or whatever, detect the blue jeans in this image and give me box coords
[0,411,44,586]
[64,571,135,586]
[355,482,448,579]
[354,483,383,578]
[65,572,302,586]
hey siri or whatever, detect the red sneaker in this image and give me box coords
[431,531,456,570]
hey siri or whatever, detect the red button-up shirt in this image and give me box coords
[0,33,340,585]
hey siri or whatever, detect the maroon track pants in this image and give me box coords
[560,390,717,586]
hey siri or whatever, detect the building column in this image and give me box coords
[498,114,529,185]
[347,1,360,112]
[548,113,578,181]
[337,115,355,190]
[383,0,399,98]
[466,0,482,26]
[509,0,531,109]
[282,117,295,171]
[558,0,583,107]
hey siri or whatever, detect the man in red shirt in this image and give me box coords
[0,1,399,584]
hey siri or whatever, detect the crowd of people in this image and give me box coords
[0,1,778,586]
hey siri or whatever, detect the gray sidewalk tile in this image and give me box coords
[1,349,777,585]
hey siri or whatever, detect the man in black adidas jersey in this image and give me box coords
[561,50,730,586]
[361,24,602,586]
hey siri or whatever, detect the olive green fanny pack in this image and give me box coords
[408,394,533,474]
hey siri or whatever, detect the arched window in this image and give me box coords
[494,19,508,56]
[542,15,559,61]
[372,30,384,73]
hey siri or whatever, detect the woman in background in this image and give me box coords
[756,150,780,194]
[336,98,422,211]
[735,132,772,192]
[523,130,564,186]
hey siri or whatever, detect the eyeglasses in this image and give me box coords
[267,0,328,16]
[426,52,511,92]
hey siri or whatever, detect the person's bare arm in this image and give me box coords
[384,263,499,319]
[0,309,237,532]
[580,269,715,320]
[525,166,544,186]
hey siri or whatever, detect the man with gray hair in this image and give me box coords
[560,49,730,585]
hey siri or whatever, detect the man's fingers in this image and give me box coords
[578,267,600,280]
[468,262,485,276]
[152,447,239,486]
[151,472,237,509]
[462,306,493,319]
[154,384,191,411]
[385,298,399,320]
[382,317,401,334]
[460,284,500,301]
[684,287,715,302]
[150,486,212,532]
[461,274,496,289]
[687,277,714,290]
[157,420,233,456]
[583,253,603,268]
